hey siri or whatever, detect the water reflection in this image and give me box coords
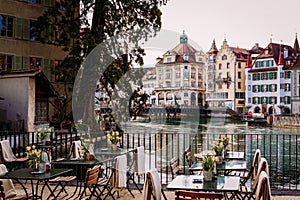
[121,117,300,189]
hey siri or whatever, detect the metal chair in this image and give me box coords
[254,171,272,200]
[0,140,28,171]
[175,190,223,200]
[142,168,167,200]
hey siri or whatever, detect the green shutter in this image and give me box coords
[23,19,30,40]
[22,56,29,70]
[274,72,277,79]
[258,85,261,92]
[275,84,277,91]
[14,56,22,70]
[258,73,261,80]
[258,97,261,104]
[15,18,23,39]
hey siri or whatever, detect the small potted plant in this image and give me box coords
[212,138,225,164]
[201,154,216,181]
[107,131,121,151]
[26,145,45,172]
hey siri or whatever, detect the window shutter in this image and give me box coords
[22,56,29,70]
[43,59,52,80]
[258,97,261,104]
[275,84,277,91]
[274,72,277,79]
[14,18,23,39]
[23,18,30,40]
[14,56,22,70]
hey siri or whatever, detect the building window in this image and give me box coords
[166,57,171,62]
[0,15,13,37]
[54,60,64,82]
[284,71,291,79]
[55,0,66,10]
[184,65,188,69]
[238,72,241,79]
[253,74,257,81]
[176,72,180,78]
[227,63,230,69]
[30,57,42,69]
[0,54,13,71]
[35,100,48,124]
[238,82,241,89]
[165,70,171,79]
[238,62,241,69]
[191,73,196,79]
[184,93,188,97]
[30,0,41,3]
[30,20,40,41]
[222,54,227,60]
[285,84,290,91]
[219,63,222,70]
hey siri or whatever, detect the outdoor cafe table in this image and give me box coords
[189,160,247,175]
[195,151,245,160]
[0,168,72,199]
[167,175,241,200]
[51,158,101,181]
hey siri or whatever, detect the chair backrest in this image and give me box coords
[143,168,162,200]
[0,180,6,200]
[251,158,269,190]
[254,171,272,200]
[84,165,100,187]
[0,140,16,162]
[169,157,181,179]
[184,146,192,167]
[132,146,145,175]
[175,190,223,200]
[252,149,261,179]
[69,140,82,159]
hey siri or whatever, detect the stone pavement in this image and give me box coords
[14,182,300,200]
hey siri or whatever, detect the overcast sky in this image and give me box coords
[160,0,300,51]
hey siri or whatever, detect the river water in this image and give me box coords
[121,115,300,189]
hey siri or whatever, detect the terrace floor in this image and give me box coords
[13,182,300,200]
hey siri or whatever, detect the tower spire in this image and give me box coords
[294,33,299,53]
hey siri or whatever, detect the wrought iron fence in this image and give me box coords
[0,129,299,192]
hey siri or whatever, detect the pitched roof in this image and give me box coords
[256,43,295,64]
[230,47,249,61]
[207,39,218,55]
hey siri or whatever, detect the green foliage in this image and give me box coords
[37,0,165,131]
[202,155,216,171]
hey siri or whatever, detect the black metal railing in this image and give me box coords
[0,130,299,192]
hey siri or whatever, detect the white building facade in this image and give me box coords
[153,32,206,107]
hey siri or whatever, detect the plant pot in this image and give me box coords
[203,169,213,181]
[217,156,223,164]
[111,144,119,151]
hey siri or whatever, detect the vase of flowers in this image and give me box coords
[26,145,45,172]
[212,138,226,164]
[36,127,52,145]
[107,131,121,151]
[202,154,216,181]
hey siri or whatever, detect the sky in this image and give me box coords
[143,0,300,66]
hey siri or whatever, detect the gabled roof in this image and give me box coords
[256,43,295,64]
[230,47,249,61]
[0,69,58,97]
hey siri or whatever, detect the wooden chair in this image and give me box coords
[169,157,183,179]
[175,190,223,200]
[78,165,101,199]
[184,146,193,167]
[0,180,5,199]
